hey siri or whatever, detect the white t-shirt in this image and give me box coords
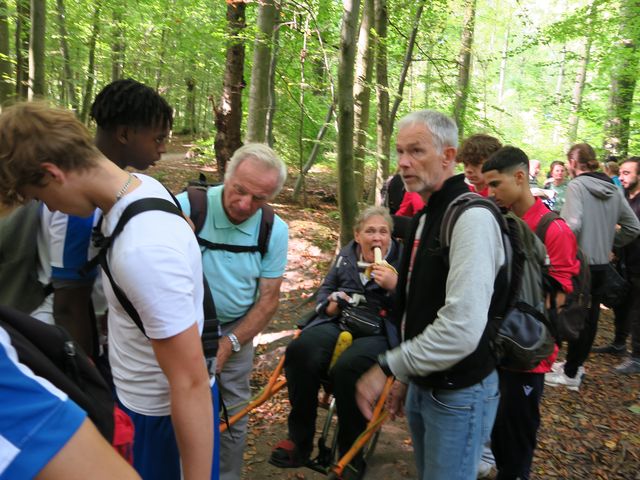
[102,174,204,416]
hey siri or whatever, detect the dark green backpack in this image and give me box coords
[0,201,51,313]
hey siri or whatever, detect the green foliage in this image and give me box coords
[0,0,637,177]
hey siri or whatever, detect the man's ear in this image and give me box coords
[514,168,527,185]
[115,125,129,145]
[443,146,457,168]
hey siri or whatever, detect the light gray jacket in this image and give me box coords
[560,173,640,266]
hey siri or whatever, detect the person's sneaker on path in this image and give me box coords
[592,343,628,356]
[544,367,584,391]
[614,357,640,374]
[477,443,495,478]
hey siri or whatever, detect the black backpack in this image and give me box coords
[440,193,555,370]
[535,211,591,342]
[84,198,220,360]
[0,305,114,441]
[186,174,275,257]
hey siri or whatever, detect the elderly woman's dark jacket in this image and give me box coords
[305,238,402,347]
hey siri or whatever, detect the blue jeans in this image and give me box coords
[406,369,499,480]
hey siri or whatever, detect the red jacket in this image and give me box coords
[522,197,581,373]
[395,192,425,217]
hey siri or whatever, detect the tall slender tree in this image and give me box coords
[55,0,77,110]
[246,0,278,143]
[603,0,640,157]
[453,0,477,140]
[336,0,361,246]
[372,0,389,206]
[214,0,246,179]
[28,0,46,99]
[79,1,100,124]
[111,7,125,81]
[15,0,29,99]
[353,0,374,199]
[566,5,596,150]
[0,0,12,107]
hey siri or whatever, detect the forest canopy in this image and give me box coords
[0,0,638,211]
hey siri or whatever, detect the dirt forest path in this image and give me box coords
[147,138,640,480]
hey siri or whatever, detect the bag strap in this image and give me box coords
[187,186,208,234]
[535,211,560,244]
[95,198,184,336]
[190,189,275,258]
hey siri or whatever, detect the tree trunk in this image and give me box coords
[265,22,280,147]
[603,0,639,158]
[246,0,277,143]
[28,0,46,99]
[297,17,309,206]
[424,58,432,108]
[371,0,389,206]
[79,2,100,124]
[111,8,125,81]
[453,0,477,140]
[292,102,335,200]
[388,0,426,132]
[497,27,509,105]
[566,43,594,149]
[336,0,361,246]
[15,0,29,99]
[353,0,374,200]
[55,0,77,111]
[0,0,12,108]
[214,1,246,180]
[551,45,567,144]
[185,76,197,135]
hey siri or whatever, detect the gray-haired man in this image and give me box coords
[177,144,289,480]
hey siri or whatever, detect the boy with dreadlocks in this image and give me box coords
[28,79,173,348]
[0,94,216,480]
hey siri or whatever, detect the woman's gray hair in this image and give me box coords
[354,206,393,233]
[224,143,288,197]
[397,110,459,154]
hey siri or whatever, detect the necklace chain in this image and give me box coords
[116,173,133,201]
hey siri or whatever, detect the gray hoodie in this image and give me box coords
[560,172,640,265]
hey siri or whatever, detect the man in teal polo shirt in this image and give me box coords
[177,143,289,480]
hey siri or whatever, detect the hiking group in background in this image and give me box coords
[1,82,639,480]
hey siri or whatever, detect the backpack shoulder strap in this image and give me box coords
[187,186,208,234]
[535,211,560,244]
[93,198,184,335]
[196,202,275,258]
[440,193,506,250]
[257,204,275,257]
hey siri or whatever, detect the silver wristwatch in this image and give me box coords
[226,333,241,353]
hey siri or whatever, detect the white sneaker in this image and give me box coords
[477,460,493,479]
[551,360,565,373]
[544,369,582,391]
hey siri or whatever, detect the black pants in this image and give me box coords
[612,274,640,357]
[492,370,545,480]
[284,321,388,457]
[564,267,607,378]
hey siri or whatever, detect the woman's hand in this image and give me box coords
[326,291,352,316]
[371,264,398,291]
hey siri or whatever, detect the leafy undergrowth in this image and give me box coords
[146,139,640,479]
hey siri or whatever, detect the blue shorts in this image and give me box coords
[0,327,86,479]
[119,381,220,480]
